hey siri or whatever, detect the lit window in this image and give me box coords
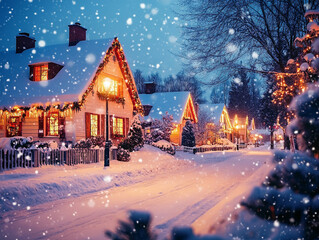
[109,81,118,96]
[6,116,22,137]
[34,64,48,81]
[90,114,98,137]
[48,113,59,136]
[113,117,124,136]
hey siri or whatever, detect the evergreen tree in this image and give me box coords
[210,86,225,104]
[161,113,174,142]
[119,116,144,152]
[181,121,195,147]
[228,69,251,118]
[259,77,280,149]
[249,78,261,126]
[134,69,146,94]
[242,85,319,240]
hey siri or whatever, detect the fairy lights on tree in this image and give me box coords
[272,9,319,124]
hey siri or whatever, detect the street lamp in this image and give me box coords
[103,77,113,168]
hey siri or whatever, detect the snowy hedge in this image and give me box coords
[151,140,176,155]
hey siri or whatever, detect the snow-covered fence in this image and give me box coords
[0,148,104,171]
[181,145,235,154]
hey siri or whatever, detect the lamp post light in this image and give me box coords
[103,77,113,168]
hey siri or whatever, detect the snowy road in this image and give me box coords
[0,146,273,240]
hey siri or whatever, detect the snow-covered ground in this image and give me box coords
[0,144,274,240]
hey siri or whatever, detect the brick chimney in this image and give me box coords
[16,32,36,53]
[68,22,87,46]
[144,82,156,94]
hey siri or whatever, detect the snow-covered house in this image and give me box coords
[199,104,233,142]
[139,85,198,145]
[0,23,143,145]
[232,115,250,143]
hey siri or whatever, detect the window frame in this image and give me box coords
[90,113,99,137]
[34,64,48,81]
[47,112,59,136]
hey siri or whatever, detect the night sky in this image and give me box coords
[0,0,183,77]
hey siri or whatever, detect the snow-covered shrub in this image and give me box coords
[106,210,156,240]
[181,120,195,147]
[10,137,33,149]
[142,113,173,143]
[152,140,176,155]
[118,116,144,152]
[117,147,131,162]
[288,84,319,157]
[145,129,164,143]
[90,136,105,148]
[74,136,105,149]
[107,210,226,240]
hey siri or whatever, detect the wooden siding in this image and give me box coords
[22,117,38,138]
[72,51,134,142]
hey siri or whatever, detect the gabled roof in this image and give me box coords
[0,38,143,112]
[199,103,225,125]
[139,91,192,123]
[1,39,111,107]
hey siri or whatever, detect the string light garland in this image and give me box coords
[272,9,319,125]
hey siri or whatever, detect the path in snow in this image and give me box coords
[0,145,273,240]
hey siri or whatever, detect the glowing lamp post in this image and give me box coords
[102,77,113,168]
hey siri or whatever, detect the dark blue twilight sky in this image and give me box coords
[0,0,183,77]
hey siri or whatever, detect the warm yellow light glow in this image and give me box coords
[103,77,113,91]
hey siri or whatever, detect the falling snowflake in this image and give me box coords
[38,40,46,47]
[140,3,146,9]
[252,51,259,59]
[85,53,96,64]
[126,18,133,25]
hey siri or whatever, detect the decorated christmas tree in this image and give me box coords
[242,84,319,239]
[181,120,195,147]
[273,9,319,124]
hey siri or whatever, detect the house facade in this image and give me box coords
[199,104,233,144]
[0,23,143,145]
[139,85,198,145]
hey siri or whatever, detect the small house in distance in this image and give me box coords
[139,83,198,145]
[0,23,143,145]
[199,104,233,143]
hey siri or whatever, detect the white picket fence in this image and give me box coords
[0,148,104,171]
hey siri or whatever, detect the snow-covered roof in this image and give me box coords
[139,91,190,123]
[199,103,225,125]
[250,128,270,136]
[305,9,319,18]
[0,39,114,108]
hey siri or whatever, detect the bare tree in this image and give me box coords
[178,0,319,84]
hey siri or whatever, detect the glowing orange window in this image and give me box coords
[34,64,48,81]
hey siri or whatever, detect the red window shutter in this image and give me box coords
[85,112,91,139]
[38,112,44,138]
[110,116,113,138]
[101,114,105,138]
[18,120,22,136]
[46,114,50,136]
[58,116,65,139]
[97,114,100,136]
[125,118,130,137]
